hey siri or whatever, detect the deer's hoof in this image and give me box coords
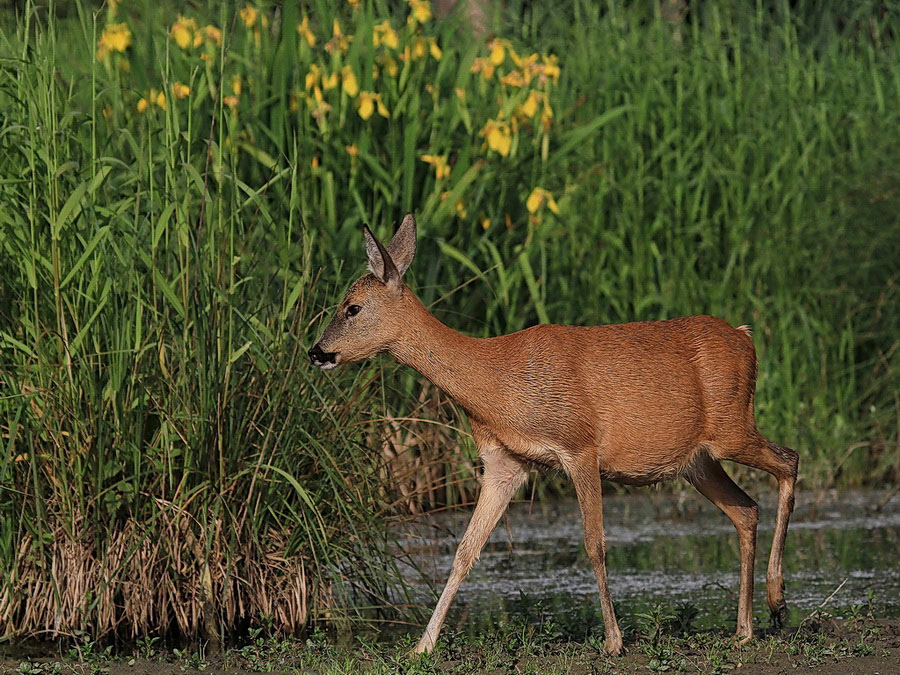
[731,631,753,645]
[769,599,788,629]
[410,637,435,657]
[604,634,623,657]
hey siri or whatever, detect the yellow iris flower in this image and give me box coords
[526,188,560,215]
[421,155,450,180]
[297,16,316,47]
[356,92,389,120]
[342,66,359,97]
[482,119,512,156]
[240,5,258,28]
[97,23,132,61]
[373,21,399,49]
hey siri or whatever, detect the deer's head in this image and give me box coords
[308,214,417,369]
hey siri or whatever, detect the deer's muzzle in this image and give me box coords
[308,344,338,369]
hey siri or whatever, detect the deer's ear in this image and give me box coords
[363,225,400,288]
[387,213,416,277]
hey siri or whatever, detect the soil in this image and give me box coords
[1,618,898,674]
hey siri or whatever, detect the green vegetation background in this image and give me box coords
[0,0,897,642]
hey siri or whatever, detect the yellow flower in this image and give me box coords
[471,57,495,80]
[311,155,319,169]
[454,87,466,102]
[342,66,359,97]
[481,216,491,230]
[232,76,242,96]
[377,53,399,78]
[408,0,432,23]
[306,86,332,120]
[356,91,389,120]
[322,71,338,91]
[488,39,505,66]
[305,64,321,90]
[412,37,427,60]
[441,192,468,218]
[224,95,240,109]
[347,0,361,8]
[325,18,351,54]
[204,25,223,45]
[357,92,374,120]
[376,95,390,118]
[97,22,132,60]
[170,16,197,50]
[541,100,554,129]
[429,38,442,61]
[138,89,168,112]
[373,21,399,49]
[510,49,538,70]
[540,54,561,84]
[297,16,316,47]
[517,90,541,118]
[526,188,560,215]
[240,4,258,28]
[172,82,191,99]
[482,119,512,156]
[346,144,359,157]
[289,92,300,111]
[421,154,450,180]
[500,70,525,87]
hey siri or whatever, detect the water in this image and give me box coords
[397,489,899,634]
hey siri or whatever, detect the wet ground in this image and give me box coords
[2,488,897,673]
[398,488,900,632]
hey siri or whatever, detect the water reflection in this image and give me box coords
[398,489,899,633]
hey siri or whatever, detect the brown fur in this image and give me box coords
[311,216,799,656]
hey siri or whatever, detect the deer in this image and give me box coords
[308,214,799,656]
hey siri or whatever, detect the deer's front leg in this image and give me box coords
[570,463,623,656]
[414,443,527,655]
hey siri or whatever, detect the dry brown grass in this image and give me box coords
[0,507,317,641]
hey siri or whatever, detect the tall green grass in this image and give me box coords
[0,0,897,641]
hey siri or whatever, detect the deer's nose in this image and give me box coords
[308,344,337,366]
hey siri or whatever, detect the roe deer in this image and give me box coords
[308,214,798,656]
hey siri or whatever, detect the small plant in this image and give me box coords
[643,639,686,672]
[173,644,208,671]
[136,635,160,660]
[66,633,113,664]
[635,603,677,645]
[670,601,700,636]
[16,663,62,675]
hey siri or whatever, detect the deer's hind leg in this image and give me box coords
[685,453,759,641]
[722,436,798,627]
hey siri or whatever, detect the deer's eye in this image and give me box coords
[345,304,362,318]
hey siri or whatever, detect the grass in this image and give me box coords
[5,611,897,673]
[0,0,898,643]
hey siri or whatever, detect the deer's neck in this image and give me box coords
[389,296,499,422]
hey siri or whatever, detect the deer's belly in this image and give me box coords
[491,429,567,470]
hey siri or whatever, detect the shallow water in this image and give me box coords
[397,488,899,635]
